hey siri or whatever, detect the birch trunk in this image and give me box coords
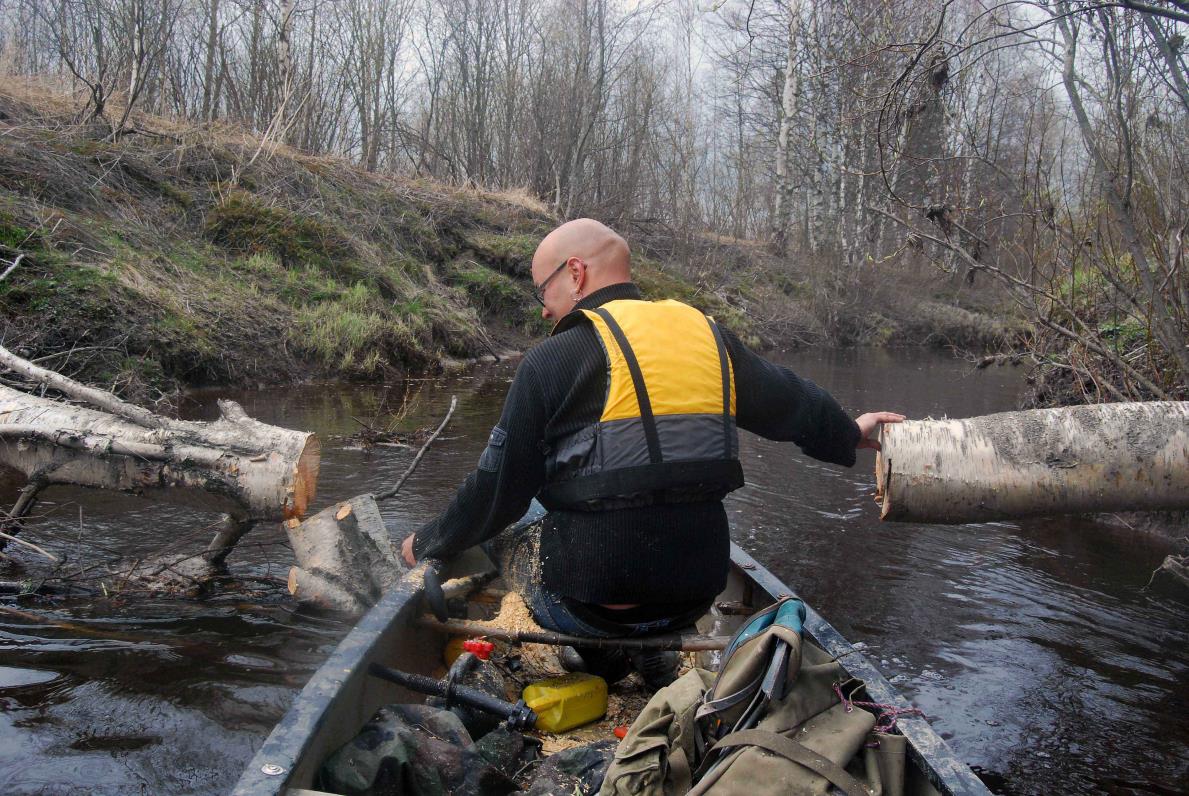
[284,494,403,613]
[201,0,220,120]
[875,402,1189,523]
[275,0,296,142]
[771,1,800,254]
[0,383,319,521]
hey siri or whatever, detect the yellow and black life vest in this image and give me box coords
[539,298,744,511]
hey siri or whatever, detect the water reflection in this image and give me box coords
[0,349,1185,795]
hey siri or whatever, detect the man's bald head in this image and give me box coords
[531,219,632,320]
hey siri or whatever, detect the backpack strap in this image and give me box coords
[690,729,873,796]
[668,746,693,794]
[694,672,764,721]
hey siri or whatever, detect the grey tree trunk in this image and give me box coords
[875,403,1189,523]
[201,0,221,120]
[771,1,800,254]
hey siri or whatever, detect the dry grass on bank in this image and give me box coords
[0,80,557,395]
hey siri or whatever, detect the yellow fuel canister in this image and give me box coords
[523,673,608,733]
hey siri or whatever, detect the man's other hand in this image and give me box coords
[401,534,417,567]
[855,412,906,452]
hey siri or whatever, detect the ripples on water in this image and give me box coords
[0,349,1185,795]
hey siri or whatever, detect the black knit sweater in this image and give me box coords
[413,282,862,605]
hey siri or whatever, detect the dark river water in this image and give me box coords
[1,348,1185,795]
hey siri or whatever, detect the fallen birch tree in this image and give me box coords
[874,402,1189,523]
[0,343,320,563]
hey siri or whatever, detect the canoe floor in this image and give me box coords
[415,582,702,759]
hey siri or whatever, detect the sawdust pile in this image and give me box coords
[487,590,564,675]
[476,590,708,754]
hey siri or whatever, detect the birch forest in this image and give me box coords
[0,0,1185,401]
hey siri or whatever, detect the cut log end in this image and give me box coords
[874,446,892,520]
[874,403,1189,524]
[283,494,402,616]
[287,566,367,613]
[286,435,321,519]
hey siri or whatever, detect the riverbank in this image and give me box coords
[0,84,1020,401]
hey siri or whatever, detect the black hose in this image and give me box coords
[368,662,537,731]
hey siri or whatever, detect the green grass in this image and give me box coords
[447,259,528,317]
[1098,318,1148,351]
[206,192,356,270]
[292,283,395,374]
[772,271,807,298]
[239,251,284,276]
[461,231,538,272]
[0,218,36,249]
[0,258,119,310]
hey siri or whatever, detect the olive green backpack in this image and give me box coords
[599,598,906,796]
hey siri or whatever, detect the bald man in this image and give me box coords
[403,218,902,687]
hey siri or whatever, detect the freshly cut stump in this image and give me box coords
[285,494,403,613]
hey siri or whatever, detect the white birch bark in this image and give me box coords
[0,384,319,521]
[875,403,1189,523]
[284,494,402,613]
[771,0,801,253]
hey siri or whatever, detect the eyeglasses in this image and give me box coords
[532,260,568,307]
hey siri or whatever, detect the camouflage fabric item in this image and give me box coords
[475,726,533,778]
[317,703,518,796]
[523,740,617,796]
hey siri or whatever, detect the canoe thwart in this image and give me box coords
[415,616,730,651]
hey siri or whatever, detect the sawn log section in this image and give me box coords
[0,383,319,521]
[875,402,1189,523]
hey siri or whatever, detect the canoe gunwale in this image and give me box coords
[235,547,990,796]
[232,560,437,796]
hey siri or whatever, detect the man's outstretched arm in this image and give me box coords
[404,361,548,565]
[722,329,902,463]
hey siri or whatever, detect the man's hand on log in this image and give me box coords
[401,533,417,567]
[855,412,906,452]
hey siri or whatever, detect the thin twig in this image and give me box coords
[0,253,25,283]
[0,530,60,563]
[376,395,458,502]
